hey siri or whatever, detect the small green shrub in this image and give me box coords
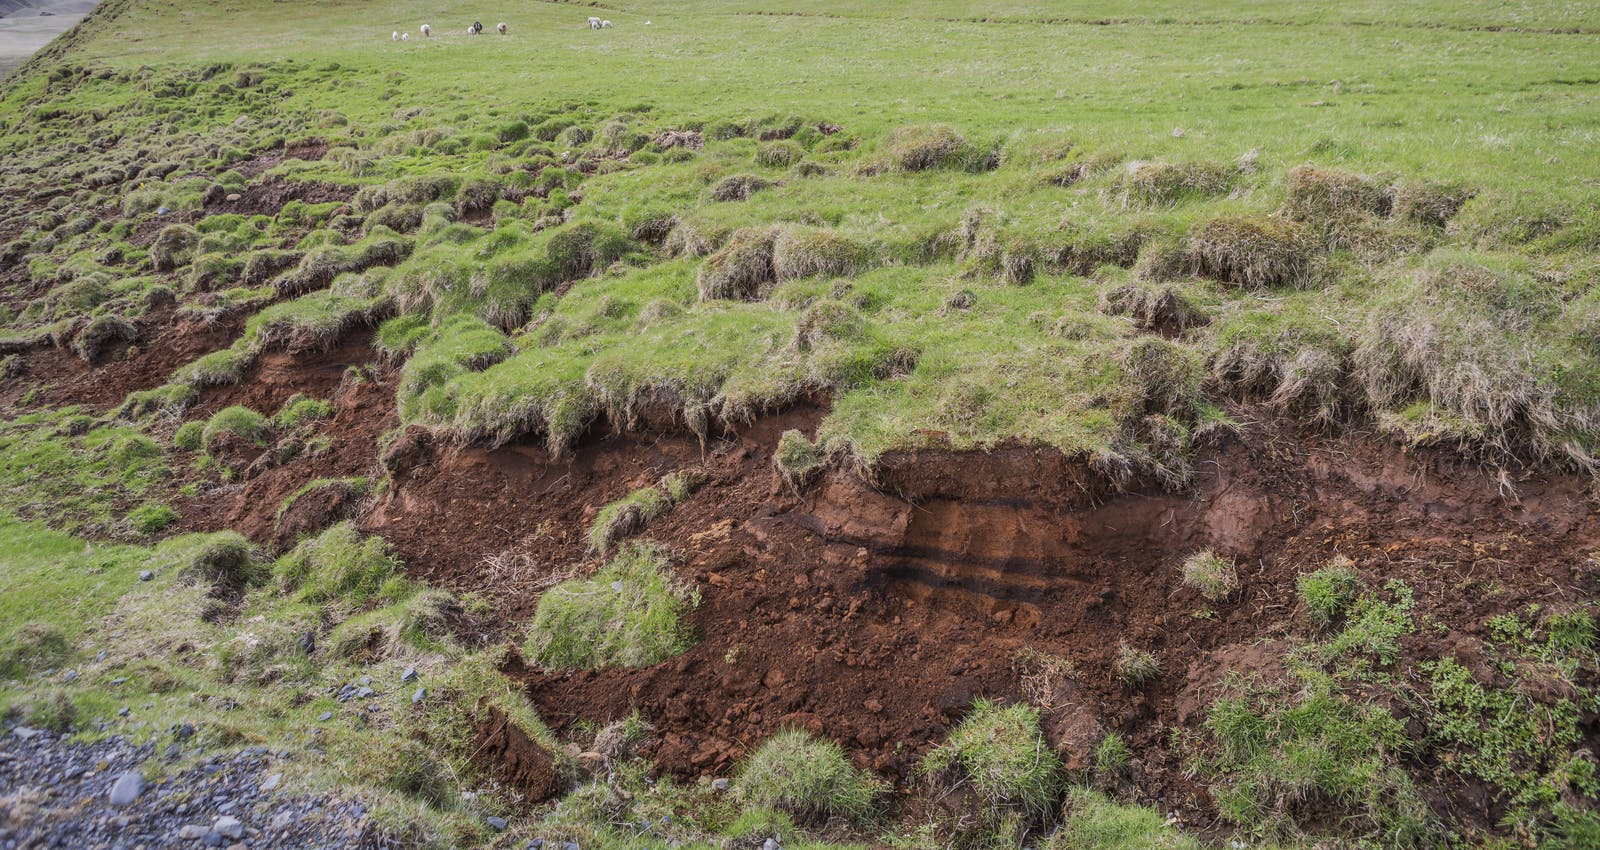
[923,699,1064,816]
[1046,786,1202,850]
[1180,550,1238,601]
[275,521,399,607]
[1113,645,1160,687]
[524,542,698,669]
[0,621,71,679]
[733,729,883,824]
[273,394,334,429]
[173,420,205,451]
[201,405,270,449]
[587,486,671,553]
[1298,559,1362,625]
[774,429,823,493]
[165,531,263,586]
[127,502,178,534]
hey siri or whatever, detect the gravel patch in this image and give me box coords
[0,725,407,849]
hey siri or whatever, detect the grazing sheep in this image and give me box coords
[588,16,601,29]
[391,31,399,41]
[469,20,484,34]
[401,32,408,40]
[497,22,507,34]
[601,19,613,28]
[420,23,431,37]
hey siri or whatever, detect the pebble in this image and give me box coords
[108,770,145,806]
[174,723,195,741]
[762,839,781,850]
[485,815,507,832]
[317,712,333,722]
[224,193,241,202]
[411,688,426,705]
[177,824,206,840]
[260,772,281,792]
[138,570,154,581]
[401,667,418,683]
[214,815,243,839]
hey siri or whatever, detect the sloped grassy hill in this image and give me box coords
[0,1,1598,848]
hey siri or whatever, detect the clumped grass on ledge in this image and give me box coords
[733,729,883,824]
[523,542,699,670]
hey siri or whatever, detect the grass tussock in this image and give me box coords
[1114,159,1235,207]
[923,699,1064,825]
[1098,283,1205,334]
[733,729,883,824]
[772,226,871,281]
[1184,215,1315,289]
[871,124,995,173]
[523,542,698,670]
[162,531,264,588]
[1180,549,1238,601]
[1282,165,1392,221]
[274,521,399,609]
[1299,558,1362,626]
[587,472,702,554]
[1044,786,1202,850]
[696,226,777,301]
[774,429,824,494]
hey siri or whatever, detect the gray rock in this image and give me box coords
[711,777,730,792]
[177,824,207,840]
[202,829,225,847]
[138,570,154,581]
[486,816,507,831]
[296,632,315,655]
[260,773,281,793]
[118,707,130,717]
[108,770,145,806]
[401,667,418,683]
[358,676,371,686]
[214,816,243,839]
[411,688,426,705]
[762,839,781,850]
[174,722,195,740]
[317,712,333,722]
[12,726,41,740]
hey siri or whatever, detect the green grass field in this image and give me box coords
[2,1,1599,847]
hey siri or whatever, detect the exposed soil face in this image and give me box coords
[367,405,1599,832]
[472,703,564,804]
[173,333,393,549]
[0,304,244,412]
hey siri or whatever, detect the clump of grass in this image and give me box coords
[708,173,771,202]
[14,688,76,733]
[588,486,672,553]
[173,420,204,451]
[272,394,334,429]
[1185,215,1315,289]
[1091,734,1134,781]
[524,542,698,670]
[1298,558,1363,625]
[126,502,178,534]
[1281,165,1392,221]
[733,729,883,824]
[0,621,71,680]
[1204,669,1431,843]
[1391,180,1473,227]
[878,124,992,172]
[1099,283,1204,334]
[923,699,1064,818]
[754,140,803,168]
[1114,159,1235,207]
[149,223,198,271]
[274,521,399,608]
[201,405,271,449]
[1046,786,1201,850]
[163,531,264,587]
[1180,549,1238,601]
[774,429,823,494]
[696,226,777,301]
[1113,645,1161,687]
[773,226,871,281]
[72,314,136,362]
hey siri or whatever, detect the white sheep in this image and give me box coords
[420,23,431,37]
[497,22,507,34]
[400,32,408,40]
[588,16,601,29]
[391,31,399,41]
[601,19,612,28]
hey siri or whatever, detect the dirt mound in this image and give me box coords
[472,703,564,804]
[203,174,349,218]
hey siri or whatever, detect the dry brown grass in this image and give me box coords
[1099,283,1205,334]
[1186,215,1315,289]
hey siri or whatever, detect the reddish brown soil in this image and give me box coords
[172,334,394,549]
[362,405,1599,833]
[0,305,244,413]
[202,175,350,218]
[472,703,564,804]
